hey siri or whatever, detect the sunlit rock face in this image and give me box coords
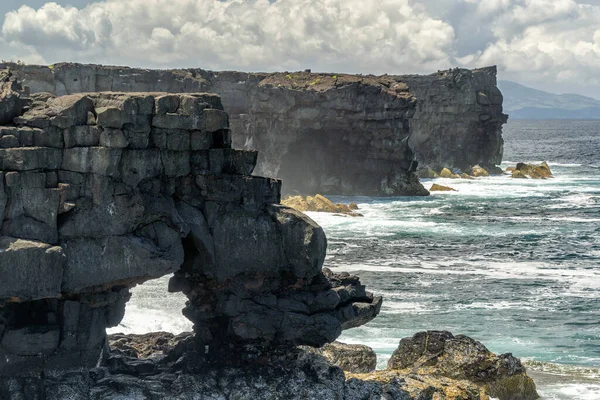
[5,63,508,196]
[0,87,381,378]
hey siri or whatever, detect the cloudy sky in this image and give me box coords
[1,0,600,98]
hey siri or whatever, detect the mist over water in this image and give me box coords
[114,120,600,400]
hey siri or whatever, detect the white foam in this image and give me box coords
[107,304,192,335]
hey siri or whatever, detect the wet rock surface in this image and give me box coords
[4,62,507,196]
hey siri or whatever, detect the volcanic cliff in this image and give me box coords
[0,71,537,400]
[4,62,507,196]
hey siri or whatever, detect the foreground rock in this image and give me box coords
[5,62,508,196]
[283,194,363,216]
[508,162,553,179]
[387,331,539,400]
[0,338,485,400]
[1,330,537,399]
[0,86,381,380]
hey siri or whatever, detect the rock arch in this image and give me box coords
[0,83,381,378]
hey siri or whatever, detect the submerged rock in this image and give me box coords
[388,331,539,400]
[430,184,457,192]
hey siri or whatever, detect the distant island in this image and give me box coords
[499,80,600,119]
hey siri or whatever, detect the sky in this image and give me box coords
[1,0,600,98]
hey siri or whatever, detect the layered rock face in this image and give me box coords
[403,67,508,171]
[4,62,507,196]
[0,85,381,382]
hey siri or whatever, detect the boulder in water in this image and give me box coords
[513,162,553,179]
[282,194,363,216]
[471,165,490,177]
[461,173,475,179]
[439,167,459,179]
[430,184,457,192]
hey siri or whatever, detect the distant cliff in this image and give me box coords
[3,63,507,195]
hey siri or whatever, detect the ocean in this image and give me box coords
[111,119,600,399]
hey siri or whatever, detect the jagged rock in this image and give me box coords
[305,341,377,373]
[6,63,508,196]
[0,87,381,379]
[430,184,457,192]
[471,164,490,177]
[282,194,363,217]
[387,331,539,400]
[513,162,553,179]
[440,167,459,179]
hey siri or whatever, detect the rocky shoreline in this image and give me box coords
[0,329,537,399]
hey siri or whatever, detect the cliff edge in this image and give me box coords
[2,62,507,196]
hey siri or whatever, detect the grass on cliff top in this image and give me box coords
[260,71,410,94]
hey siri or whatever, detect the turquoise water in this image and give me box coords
[115,120,600,399]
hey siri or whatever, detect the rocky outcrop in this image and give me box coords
[0,86,381,383]
[3,62,507,196]
[508,162,553,179]
[387,331,539,400]
[282,194,363,216]
[0,330,537,399]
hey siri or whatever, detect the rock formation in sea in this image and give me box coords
[0,81,381,391]
[0,72,534,400]
[3,62,507,196]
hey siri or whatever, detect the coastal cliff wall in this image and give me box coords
[3,62,507,196]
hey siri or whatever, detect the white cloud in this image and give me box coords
[0,0,456,74]
[1,0,600,96]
